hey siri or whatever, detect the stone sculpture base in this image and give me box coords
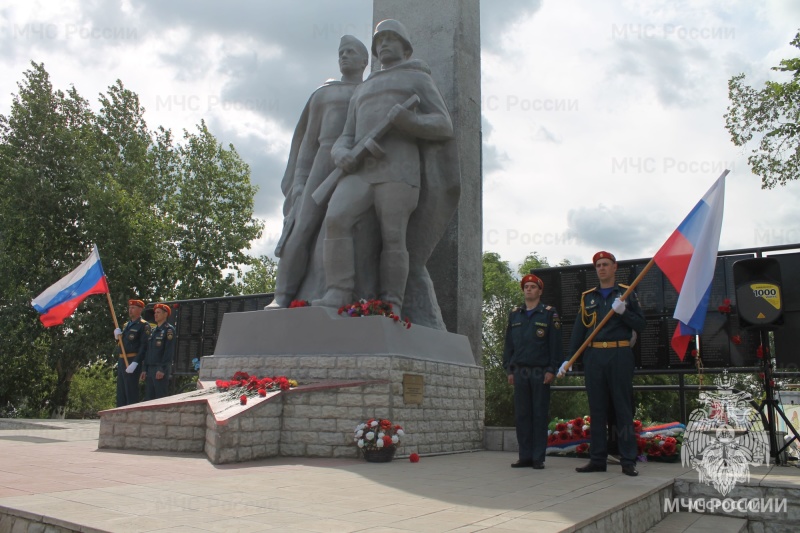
[98,307,485,463]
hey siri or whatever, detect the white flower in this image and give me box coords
[377,432,385,441]
[366,431,375,441]
[356,423,366,431]
[370,420,378,428]
[357,439,365,448]
[355,429,363,438]
[396,429,404,436]
[376,439,384,448]
[642,432,654,439]
[391,435,399,444]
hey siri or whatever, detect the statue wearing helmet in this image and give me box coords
[313,19,461,328]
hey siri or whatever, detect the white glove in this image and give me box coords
[114,327,123,339]
[125,361,138,374]
[612,297,627,315]
[557,361,571,378]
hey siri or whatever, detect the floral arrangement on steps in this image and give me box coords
[211,371,298,403]
[545,416,685,462]
[338,299,411,329]
[354,418,405,462]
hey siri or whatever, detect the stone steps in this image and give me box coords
[645,514,747,532]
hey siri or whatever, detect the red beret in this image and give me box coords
[593,251,616,265]
[153,303,172,316]
[128,299,145,308]
[520,274,543,290]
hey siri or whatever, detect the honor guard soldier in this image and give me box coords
[140,303,176,400]
[503,273,563,470]
[567,251,645,476]
[113,299,150,406]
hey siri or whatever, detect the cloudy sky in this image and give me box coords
[1,0,798,270]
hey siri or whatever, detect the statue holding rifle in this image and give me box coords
[312,19,460,324]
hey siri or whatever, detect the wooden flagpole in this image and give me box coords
[105,291,130,367]
[561,258,656,373]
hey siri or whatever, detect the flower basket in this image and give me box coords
[362,445,396,463]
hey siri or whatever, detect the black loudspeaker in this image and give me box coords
[733,258,784,330]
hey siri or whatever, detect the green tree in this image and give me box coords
[238,255,278,295]
[482,252,520,426]
[725,30,800,189]
[0,63,263,417]
[482,251,586,426]
[165,121,263,299]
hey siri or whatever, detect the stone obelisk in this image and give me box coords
[373,0,482,362]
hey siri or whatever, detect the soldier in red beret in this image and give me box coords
[567,252,645,476]
[503,272,563,470]
[140,303,176,400]
[113,299,150,406]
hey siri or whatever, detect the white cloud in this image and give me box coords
[1,0,797,274]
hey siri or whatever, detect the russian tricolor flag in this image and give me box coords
[31,245,110,327]
[653,171,728,360]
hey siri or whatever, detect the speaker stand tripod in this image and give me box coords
[755,329,800,465]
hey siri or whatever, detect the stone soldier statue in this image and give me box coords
[313,19,460,323]
[269,35,370,307]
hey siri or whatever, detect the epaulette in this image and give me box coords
[581,287,596,296]
[545,305,553,311]
[619,283,630,289]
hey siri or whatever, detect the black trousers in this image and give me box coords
[116,358,141,407]
[584,348,637,466]
[513,366,551,463]
[144,367,170,400]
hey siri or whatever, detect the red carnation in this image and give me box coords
[409,452,420,463]
[556,422,568,432]
[571,418,584,428]
[633,420,643,433]
[732,335,742,345]
[215,380,229,390]
[662,441,677,456]
[547,434,558,445]
[576,443,589,454]
[637,438,647,455]
[558,430,570,441]
[572,428,584,439]
[258,388,267,397]
[648,446,662,457]
[380,419,392,430]
[239,394,248,405]
[382,435,393,447]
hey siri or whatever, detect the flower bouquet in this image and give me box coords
[213,371,298,401]
[354,418,405,462]
[338,299,411,329]
[545,417,685,462]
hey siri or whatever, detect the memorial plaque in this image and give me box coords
[560,270,583,317]
[636,318,665,369]
[664,319,696,368]
[697,313,731,367]
[403,374,424,404]
[633,264,665,315]
[204,302,219,337]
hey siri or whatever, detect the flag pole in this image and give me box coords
[106,293,130,367]
[561,258,656,372]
